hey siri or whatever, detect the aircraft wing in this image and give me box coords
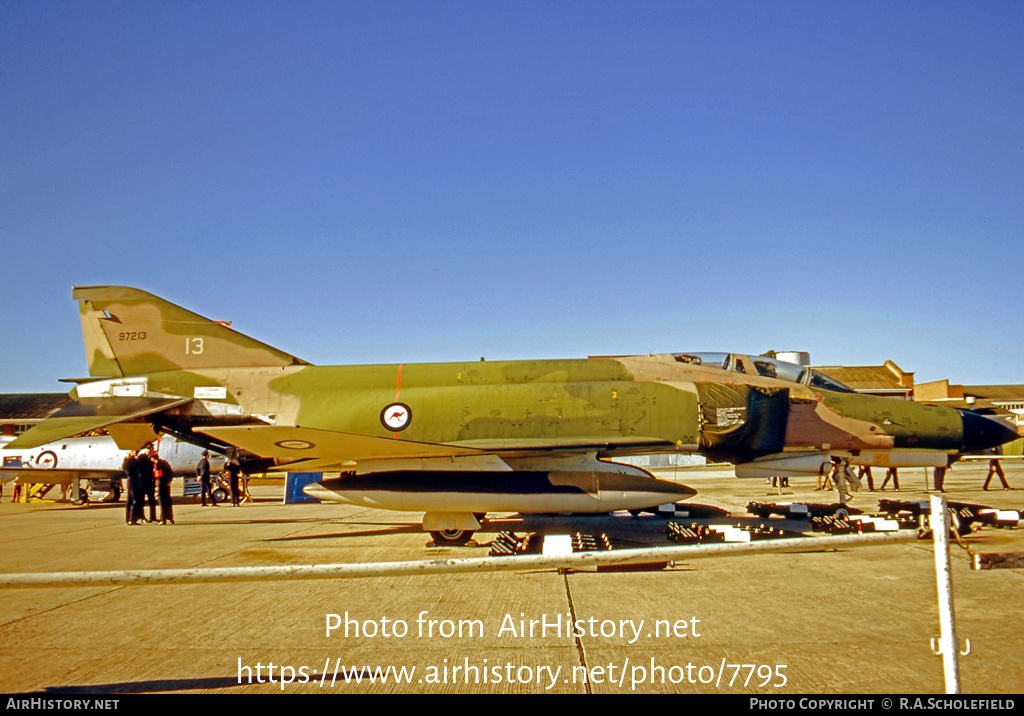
[198,425,487,471]
[0,468,120,486]
[448,436,674,453]
[4,396,192,449]
[198,426,673,472]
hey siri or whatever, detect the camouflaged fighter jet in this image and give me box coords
[8,286,1018,544]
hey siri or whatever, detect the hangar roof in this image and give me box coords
[0,393,71,423]
[811,361,914,396]
[964,385,1024,402]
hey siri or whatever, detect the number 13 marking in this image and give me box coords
[185,337,204,355]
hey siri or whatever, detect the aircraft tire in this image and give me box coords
[430,529,474,547]
[213,487,228,503]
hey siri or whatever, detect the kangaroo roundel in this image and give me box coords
[381,403,412,432]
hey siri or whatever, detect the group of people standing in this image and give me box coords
[195,449,245,507]
[122,446,247,525]
[815,461,901,493]
[122,445,174,525]
[819,460,1013,494]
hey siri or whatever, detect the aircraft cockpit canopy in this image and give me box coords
[804,369,856,394]
[671,352,855,393]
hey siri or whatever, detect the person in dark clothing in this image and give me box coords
[155,454,175,524]
[131,454,146,524]
[880,467,900,491]
[137,447,158,522]
[984,458,1011,490]
[226,450,242,507]
[122,450,141,525]
[197,450,217,506]
[857,466,875,491]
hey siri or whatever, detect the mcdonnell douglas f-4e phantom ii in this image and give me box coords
[8,286,1018,544]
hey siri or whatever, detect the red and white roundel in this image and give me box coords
[274,439,315,450]
[36,451,58,468]
[381,403,412,432]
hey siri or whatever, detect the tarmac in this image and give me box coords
[1,461,1023,695]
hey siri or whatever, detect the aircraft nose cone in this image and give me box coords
[959,410,1020,453]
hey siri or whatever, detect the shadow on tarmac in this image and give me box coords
[41,676,242,694]
[266,523,426,541]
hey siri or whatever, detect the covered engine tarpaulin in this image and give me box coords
[695,383,789,459]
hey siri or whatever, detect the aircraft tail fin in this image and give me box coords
[74,286,309,376]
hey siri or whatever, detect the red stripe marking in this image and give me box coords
[394,364,403,439]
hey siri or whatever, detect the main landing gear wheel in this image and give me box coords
[430,529,474,546]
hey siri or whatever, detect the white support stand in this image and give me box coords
[929,494,968,694]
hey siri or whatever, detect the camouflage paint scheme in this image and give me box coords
[8,287,1018,539]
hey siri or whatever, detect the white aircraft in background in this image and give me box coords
[1,434,225,502]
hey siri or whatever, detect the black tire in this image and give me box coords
[430,529,474,546]
[213,487,228,502]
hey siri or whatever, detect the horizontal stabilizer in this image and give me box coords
[5,397,191,449]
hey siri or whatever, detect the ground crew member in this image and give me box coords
[138,446,158,522]
[197,450,217,506]
[816,461,834,491]
[880,467,900,491]
[123,450,143,524]
[155,454,175,524]
[984,455,1011,490]
[226,450,241,507]
[857,466,875,491]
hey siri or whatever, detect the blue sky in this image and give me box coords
[2,1,1022,392]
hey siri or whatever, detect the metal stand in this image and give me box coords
[929,494,969,694]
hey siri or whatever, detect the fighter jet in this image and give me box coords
[1,434,225,502]
[8,286,1018,543]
